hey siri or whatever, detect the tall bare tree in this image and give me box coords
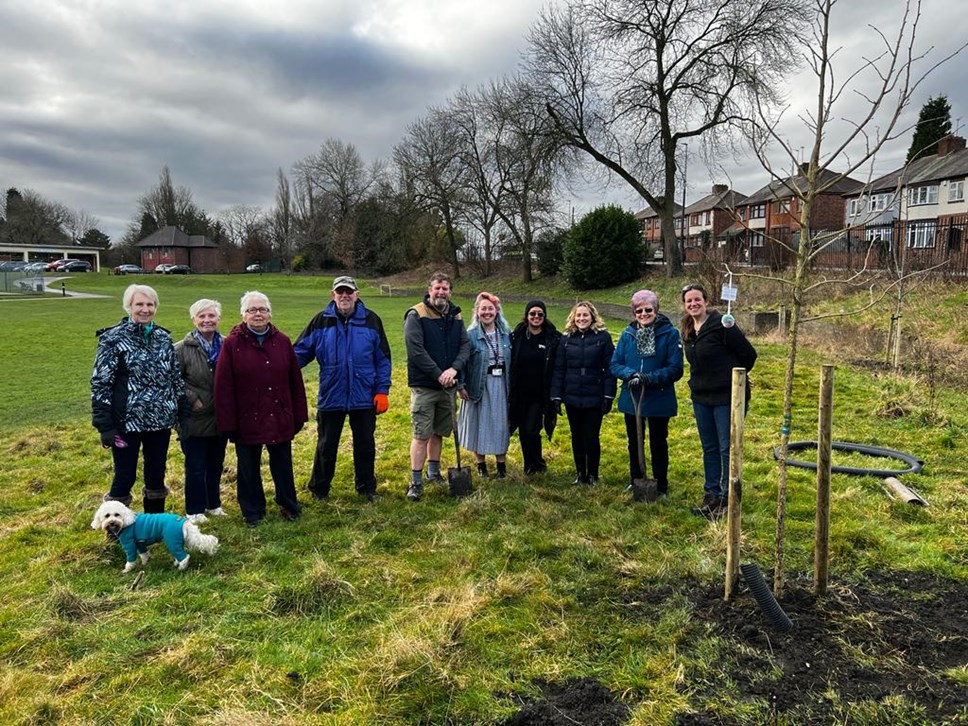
[395,109,470,278]
[270,168,294,273]
[745,0,966,596]
[525,0,810,276]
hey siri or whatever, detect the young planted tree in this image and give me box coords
[524,0,810,276]
[747,0,966,596]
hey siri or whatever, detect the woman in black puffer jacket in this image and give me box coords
[550,301,616,486]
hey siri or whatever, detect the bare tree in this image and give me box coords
[138,166,210,235]
[64,208,101,243]
[269,168,294,273]
[745,0,966,596]
[395,109,470,278]
[524,0,810,276]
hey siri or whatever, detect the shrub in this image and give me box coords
[535,227,568,277]
[562,205,643,289]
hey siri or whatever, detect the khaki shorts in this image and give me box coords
[410,387,457,439]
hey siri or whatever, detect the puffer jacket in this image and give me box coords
[175,331,221,437]
[683,309,757,406]
[294,299,391,411]
[214,323,308,446]
[609,314,683,418]
[550,328,617,409]
[91,318,185,435]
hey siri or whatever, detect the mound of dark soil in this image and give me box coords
[500,570,968,725]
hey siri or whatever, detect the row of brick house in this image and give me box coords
[637,134,968,274]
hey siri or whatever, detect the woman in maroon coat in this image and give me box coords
[215,291,308,526]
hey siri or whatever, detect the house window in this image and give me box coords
[908,185,938,206]
[866,227,892,250]
[750,232,765,247]
[906,221,936,249]
[868,194,890,212]
[773,200,789,214]
[750,204,766,219]
[704,211,711,225]
[848,199,860,217]
[949,181,965,203]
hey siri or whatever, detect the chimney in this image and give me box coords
[712,184,728,194]
[937,135,966,157]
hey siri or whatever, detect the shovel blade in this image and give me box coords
[448,467,474,497]
[631,477,659,503]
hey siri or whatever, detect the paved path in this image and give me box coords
[0,276,111,301]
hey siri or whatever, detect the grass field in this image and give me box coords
[0,270,965,724]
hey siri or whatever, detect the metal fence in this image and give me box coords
[0,271,46,295]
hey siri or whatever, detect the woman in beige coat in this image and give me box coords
[175,299,228,522]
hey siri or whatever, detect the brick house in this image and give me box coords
[681,184,747,262]
[842,134,968,272]
[635,201,683,258]
[733,166,862,268]
[137,226,244,273]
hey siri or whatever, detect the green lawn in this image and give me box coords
[0,271,965,723]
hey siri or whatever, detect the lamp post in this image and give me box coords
[680,143,688,266]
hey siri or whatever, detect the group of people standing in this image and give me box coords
[91,273,756,523]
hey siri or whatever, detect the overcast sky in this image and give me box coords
[1,0,966,242]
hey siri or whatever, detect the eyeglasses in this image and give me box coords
[634,307,655,315]
[245,307,269,314]
[681,284,706,294]
[527,311,545,318]
[334,288,356,295]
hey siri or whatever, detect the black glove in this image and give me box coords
[601,398,614,415]
[628,373,644,388]
[552,400,562,415]
[100,430,117,448]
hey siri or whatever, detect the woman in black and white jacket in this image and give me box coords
[550,301,616,486]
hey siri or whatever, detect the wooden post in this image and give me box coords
[778,304,787,337]
[724,367,746,601]
[814,365,834,596]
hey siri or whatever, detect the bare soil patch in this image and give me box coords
[501,570,968,725]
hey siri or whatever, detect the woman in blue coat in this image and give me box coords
[610,289,683,497]
[550,301,616,486]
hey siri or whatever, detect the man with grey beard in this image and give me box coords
[403,272,470,501]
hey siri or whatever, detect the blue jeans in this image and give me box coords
[181,435,228,514]
[692,402,733,499]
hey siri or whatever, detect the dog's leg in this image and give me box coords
[175,554,191,571]
[139,551,151,565]
[122,560,137,573]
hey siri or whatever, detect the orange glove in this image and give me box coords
[373,393,389,414]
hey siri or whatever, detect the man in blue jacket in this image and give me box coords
[295,276,392,501]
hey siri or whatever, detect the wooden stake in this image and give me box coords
[724,367,747,601]
[814,364,834,596]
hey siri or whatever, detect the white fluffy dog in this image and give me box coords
[91,501,219,572]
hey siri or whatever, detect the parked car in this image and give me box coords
[45,259,80,271]
[114,264,146,275]
[245,263,264,273]
[166,264,191,274]
[0,261,27,272]
[154,263,174,274]
[24,262,48,274]
[60,260,92,272]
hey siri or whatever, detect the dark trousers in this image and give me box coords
[235,441,299,522]
[565,405,604,478]
[309,409,377,496]
[181,434,228,514]
[623,414,670,493]
[517,400,546,473]
[109,429,171,505]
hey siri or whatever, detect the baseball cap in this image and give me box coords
[332,275,358,292]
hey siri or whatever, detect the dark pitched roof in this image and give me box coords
[743,168,863,204]
[136,226,218,248]
[635,202,683,220]
[848,145,968,197]
[684,188,747,215]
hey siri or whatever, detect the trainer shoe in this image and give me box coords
[205,507,227,516]
[424,472,446,484]
[186,513,208,523]
[406,483,423,502]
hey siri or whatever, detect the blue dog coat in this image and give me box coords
[116,513,189,563]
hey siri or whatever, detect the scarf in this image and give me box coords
[192,329,223,368]
[635,323,656,358]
